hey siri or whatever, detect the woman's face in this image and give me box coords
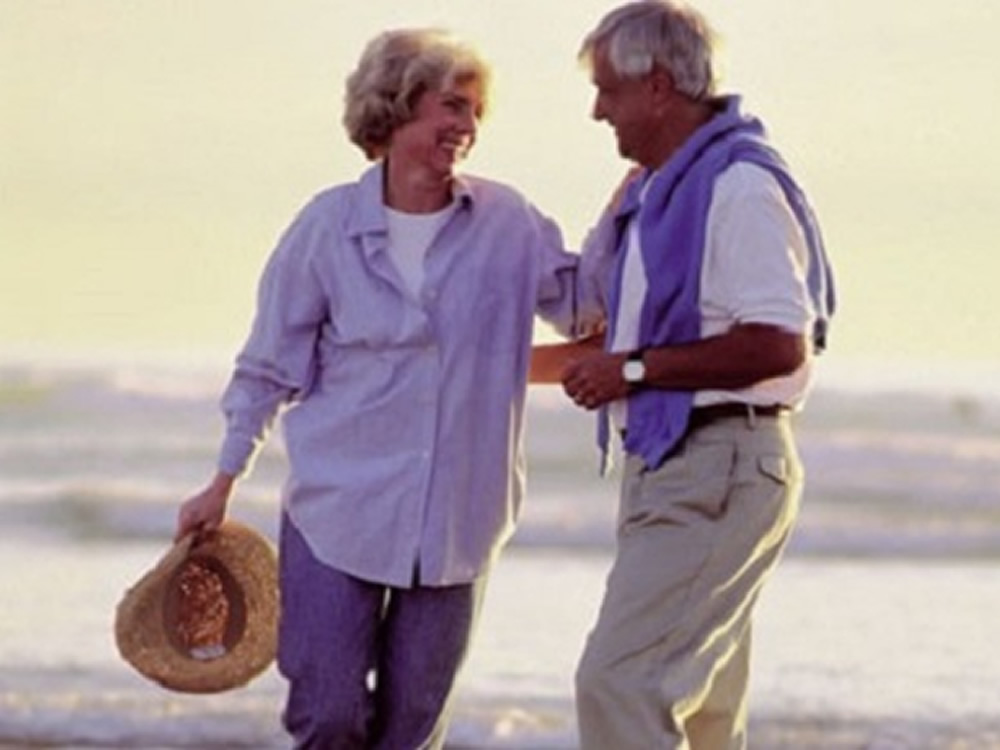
[388,78,485,178]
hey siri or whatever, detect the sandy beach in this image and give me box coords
[2,538,999,749]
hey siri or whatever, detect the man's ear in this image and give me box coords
[647,66,676,108]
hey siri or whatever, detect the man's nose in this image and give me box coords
[591,97,605,122]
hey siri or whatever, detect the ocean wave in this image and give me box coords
[0,360,227,407]
[2,472,998,559]
[7,356,1000,413]
[3,359,1000,558]
[0,475,283,543]
[0,432,225,464]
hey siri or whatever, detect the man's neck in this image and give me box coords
[644,100,718,172]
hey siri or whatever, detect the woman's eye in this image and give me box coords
[441,96,481,121]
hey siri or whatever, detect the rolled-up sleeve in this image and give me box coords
[575,206,618,334]
[532,205,612,340]
[218,208,330,478]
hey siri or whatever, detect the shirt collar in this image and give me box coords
[347,162,474,239]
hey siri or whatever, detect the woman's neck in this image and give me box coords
[383,158,453,213]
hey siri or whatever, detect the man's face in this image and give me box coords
[389,79,484,178]
[589,47,658,164]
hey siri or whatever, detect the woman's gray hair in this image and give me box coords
[343,29,491,160]
[579,1,716,99]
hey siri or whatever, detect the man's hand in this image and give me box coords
[562,351,630,410]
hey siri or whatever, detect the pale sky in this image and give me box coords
[2,1,999,377]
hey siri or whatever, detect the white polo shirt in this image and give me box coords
[609,162,815,429]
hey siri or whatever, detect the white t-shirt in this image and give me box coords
[610,162,815,429]
[384,203,455,296]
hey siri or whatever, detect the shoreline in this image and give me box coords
[3,543,998,749]
[2,684,999,749]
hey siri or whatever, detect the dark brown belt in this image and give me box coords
[621,402,788,440]
[687,402,787,430]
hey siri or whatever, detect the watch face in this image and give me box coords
[623,359,645,382]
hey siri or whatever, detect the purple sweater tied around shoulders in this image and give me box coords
[598,95,836,473]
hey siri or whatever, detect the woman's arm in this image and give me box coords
[175,471,235,541]
[529,335,604,384]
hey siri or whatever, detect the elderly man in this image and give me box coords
[533,2,835,748]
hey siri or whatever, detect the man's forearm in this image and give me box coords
[641,323,806,392]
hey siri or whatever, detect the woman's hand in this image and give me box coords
[607,165,644,211]
[175,472,235,542]
[529,333,604,384]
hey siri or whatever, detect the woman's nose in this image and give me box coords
[457,107,478,133]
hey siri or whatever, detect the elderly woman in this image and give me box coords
[175,28,595,749]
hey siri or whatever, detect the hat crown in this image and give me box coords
[163,554,248,661]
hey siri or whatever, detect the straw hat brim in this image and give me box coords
[115,520,279,694]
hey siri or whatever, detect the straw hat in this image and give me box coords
[115,520,279,693]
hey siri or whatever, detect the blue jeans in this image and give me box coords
[278,515,487,749]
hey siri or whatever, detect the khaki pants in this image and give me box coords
[576,412,802,750]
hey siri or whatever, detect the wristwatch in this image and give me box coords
[622,349,646,384]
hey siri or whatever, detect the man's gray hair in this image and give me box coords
[343,29,490,160]
[579,1,716,99]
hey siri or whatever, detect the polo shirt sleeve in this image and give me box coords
[701,162,813,335]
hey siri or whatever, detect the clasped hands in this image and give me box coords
[562,351,630,411]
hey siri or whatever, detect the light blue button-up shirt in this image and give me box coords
[217,163,601,587]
